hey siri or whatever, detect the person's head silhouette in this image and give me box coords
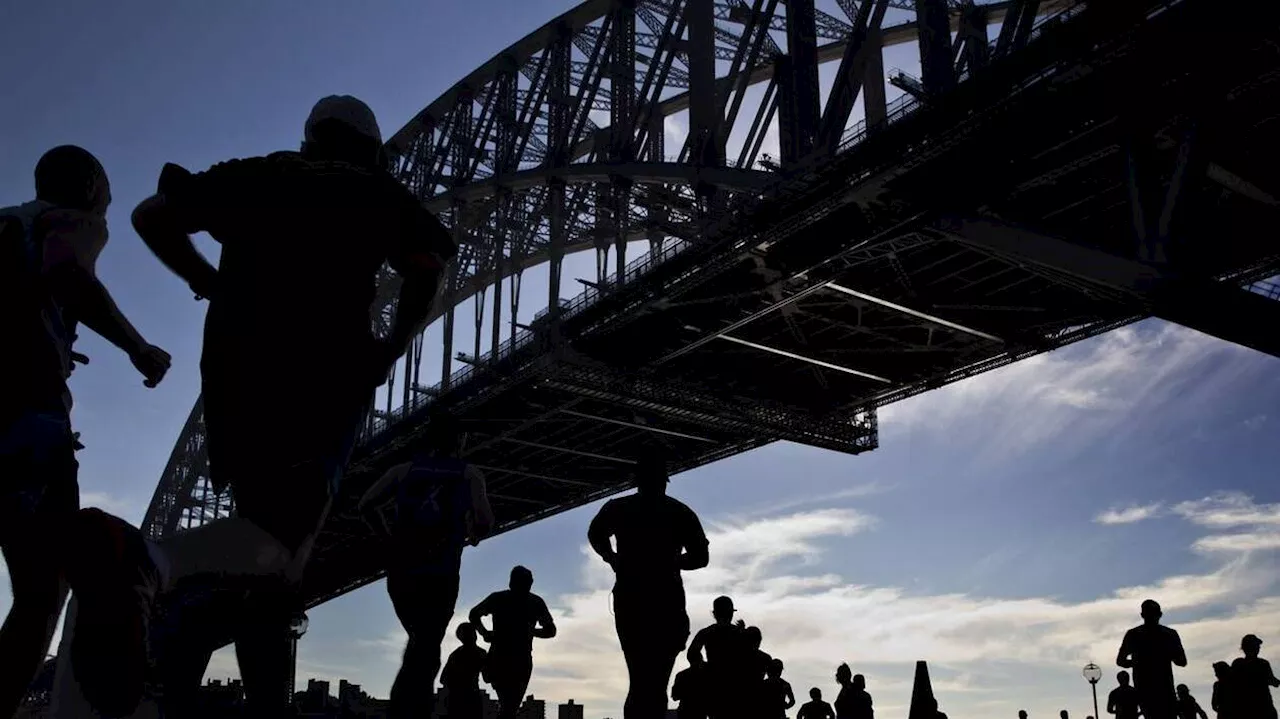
[1213,661,1231,679]
[712,596,735,623]
[35,145,111,216]
[1061,711,1069,719]
[1176,684,1190,699]
[854,674,866,691]
[1140,599,1162,625]
[633,456,669,497]
[422,409,464,456]
[836,663,853,686]
[1019,711,1028,719]
[1117,671,1131,687]
[768,658,784,678]
[1243,634,1263,658]
[510,565,534,593]
[810,688,823,701]
[746,626,763,650]
[457,622,478,645]
[301,95,383,168]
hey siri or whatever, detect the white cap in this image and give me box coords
[304,95,382,145]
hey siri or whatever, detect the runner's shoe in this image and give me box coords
[63,507,161,718]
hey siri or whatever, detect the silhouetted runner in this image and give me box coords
[834,666,873,719]
[1,145,170,719]
[66,94,456,719]
[359,411,495,719]
[798,689,836,719]
[688,596,747,719]
[1108,671,1142,719]
[673,657,710,719]
[1231,634,1279,719]
[1117,600,1187,719]
[1176,685,1208,719]
[588,456,710,719]
[1211,661,1235,719]
[440,623,489,719]
[763,659,796,719]
[469,566,557,719]
[743,626,773,714]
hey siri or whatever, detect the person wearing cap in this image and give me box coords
[57,94,457,718]
[357,410,495,719]
[1117,599,1187,719]
[687,595,747,719]
[0,145,171,719]
[589,456,710,719]
[1231,634,1279,719]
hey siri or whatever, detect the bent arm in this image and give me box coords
[784,684,796,709]
[468,595,495,635]
[386,209,454,356]
[1172,635,1187,668]
[533,599,557,639]
[587,504,617,565]
[131,192,219,297]
[1116,635,1133,668]
[358,462,413,511]
[465,465,495,543]
[41,212,148,356]
[679,508,710,571]
[686,631,706,666]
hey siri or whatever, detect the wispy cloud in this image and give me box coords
[1243,415,1267,431]
[879,321,1263,460]
[292,495,1280,719]
[1095,502,1164,525]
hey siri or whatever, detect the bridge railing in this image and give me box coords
[360,0,1090,446]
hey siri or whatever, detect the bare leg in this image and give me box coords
[0,537,68,718]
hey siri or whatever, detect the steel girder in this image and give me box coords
[142,0,1080,539]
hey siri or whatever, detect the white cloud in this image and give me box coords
[80,490,143,521]
[1095,503,1164,525]
[878,321,1263,459]
[1243,415,1267,431]
[294,496,1280,719]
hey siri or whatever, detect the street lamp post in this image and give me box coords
[1083,663,1103,719]
[286,612,310,707]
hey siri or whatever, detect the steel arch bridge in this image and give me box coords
[139,0,1280,614]
[142,0,1053,540]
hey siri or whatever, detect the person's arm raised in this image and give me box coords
[131,162,229,300]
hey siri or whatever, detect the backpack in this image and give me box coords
[0,201,75,410]
[391,456,472,557]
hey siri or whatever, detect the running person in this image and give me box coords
[439,623,489,719]
[688,596,747,719]
[66,95,456,717]
[588,456,710,719]
[358,411,495,719]
[469,566,557,719]
[1117,600,1188,719]
[0,145,170,719]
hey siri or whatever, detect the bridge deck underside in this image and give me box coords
[295,0,1279,608]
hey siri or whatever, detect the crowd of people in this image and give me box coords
[3,92,1279,719]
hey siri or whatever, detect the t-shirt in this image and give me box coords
[473,589,553,656]
[1119,623,1185,695]
[156,152,455,398]
[799,699,835,719]
[690,622,748,683]
[390,456,472,574]
[441,644,487,690]
[0,202,104,417]
[1108,685,1141,719]
[1231,657,1278,717]
[763,677,794,716]
[590,494,708,592]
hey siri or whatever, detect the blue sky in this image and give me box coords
[4,2,1280,719]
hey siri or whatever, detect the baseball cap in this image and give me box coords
[304,95,382,145]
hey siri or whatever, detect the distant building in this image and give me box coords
[559,699,585,719]
[519,695,547,719]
